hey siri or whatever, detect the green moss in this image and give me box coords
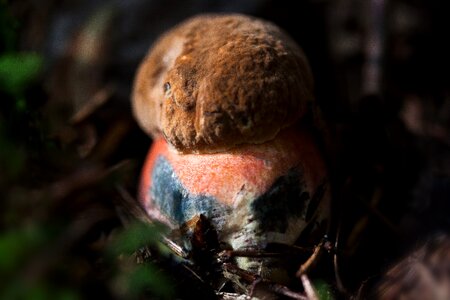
[109,222,167,256]
[0,53,43,98]
[0,226,46,274]
[126,264,174,299]
[314,279,335,300]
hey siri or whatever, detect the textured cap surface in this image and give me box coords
[132,14,314,152]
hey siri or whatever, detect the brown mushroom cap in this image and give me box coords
[132,14,314,153]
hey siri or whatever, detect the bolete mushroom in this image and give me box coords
[133,14,329,283]
[132,14,314,153]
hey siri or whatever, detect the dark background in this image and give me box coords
[0,0,449,299]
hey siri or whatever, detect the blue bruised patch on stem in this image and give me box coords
[149,156,314,235]
[251,168,310,233]
[150,156,229,226]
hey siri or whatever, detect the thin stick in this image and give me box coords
[296,240,324,276]
[300,274,319,300]
[334,221,347,294]
[182,264,205,283]
[223,263,308,300]
[220,249,289,260]
[162,236,190,259]
[219,244,312,262]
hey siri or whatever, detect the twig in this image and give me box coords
[355,276,376,300]
[223,263,307,299]
[182,264,205,284]
[70,84,115,124]
[222,249,283,258]
[268,283,308,300]
[115,184,152,225]
[162,236,190,259]
[216,292,250,300]
[296,239,324,276]
[334,221,347,295]
[300,274,319,300]
[218,243,313,264]
[115,185,191,260]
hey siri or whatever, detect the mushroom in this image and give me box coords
[132,14,329,283]
[132,14,314,153]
